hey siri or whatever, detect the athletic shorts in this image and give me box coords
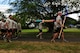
[13,29,17,32]
[8,29,12,32]
[1,29,7,33]
[53,27,63,33]
[39,29,42,32]
[18,30,21,32]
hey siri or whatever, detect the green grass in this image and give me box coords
[64,28,80,32]
[22,29,47,33]
[0,28,80,53]
[0,41,80,53]
[21,28,80,39]
[22,28,80,33]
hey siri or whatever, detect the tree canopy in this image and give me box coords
[7,0,79,32]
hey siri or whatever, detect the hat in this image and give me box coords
[57,11,62,15]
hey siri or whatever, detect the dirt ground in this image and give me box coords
[13,32,80,42]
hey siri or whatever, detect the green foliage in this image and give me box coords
[10,0,39,26]
[10,0,64,19]
[65,18,77,26]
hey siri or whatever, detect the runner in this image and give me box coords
[0,20,2,37]
[12,18,18,39]
[0,18,7,41]
[36,22,43,39]
[6,15,13,42]
[51,11,68,42]
[17,21,22,37]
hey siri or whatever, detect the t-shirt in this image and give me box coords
[0,21,6,29]
[17,23,21,30]
[35,20,42,22]
[6,18,13,29]
[12,20,17,29]
[39,22,43,30]
[0,21,2,29]
[54,15,62,28]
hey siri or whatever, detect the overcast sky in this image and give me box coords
[0,0,15,17]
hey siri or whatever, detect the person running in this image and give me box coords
[17,21,22,37]
[6,15,13,42]
[51,11,68,42]
[36,22,43,39]
[0,20,2,36]
[12,19,18,39]
[0,18,7,41]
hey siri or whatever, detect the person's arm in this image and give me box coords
[0,23,1,29]
[6,20,9,30]
[20,23,22,30]
[59,20,64,27]
[12,20,14,29]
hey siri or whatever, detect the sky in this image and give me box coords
[0,0,15,17]
[67,13,80,21]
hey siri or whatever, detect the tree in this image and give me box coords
[2,0,80,31]
[0,12,5,19]
[7,9,13,13]
[10,0,65,32]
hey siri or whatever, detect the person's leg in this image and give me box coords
[61,32,68,42]
[6,30,12,42]
[7,32,11,42]
[39,32,43,39]
[36,32,43,39]
[4,29,8,42]
[3,29,7,42]
[37,32,42,36]
[19,30,21,37]
[1,29,3,37]
[51,28,59,42]
[12,29,15,38]
[15,29,18,37]
[1,29,7,42]
[7,32,12,42]
[13,29,18,39]
[6,31,10,42]
[12,29,16,39]
[51,33,58,42]
[17,30,19,37]
[36,29,42,39]
[61,32,64,40]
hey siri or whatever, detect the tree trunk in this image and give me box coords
[46,22,54,33]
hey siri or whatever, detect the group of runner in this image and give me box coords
[0,11,68,43]
[0,15,21,42]
[37,11,68,42]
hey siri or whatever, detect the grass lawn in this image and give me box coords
[22,29,47,33]
[64,28,80,32]
[22,28,80,33]
[0,41,80,53]
[0,28,80,53]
